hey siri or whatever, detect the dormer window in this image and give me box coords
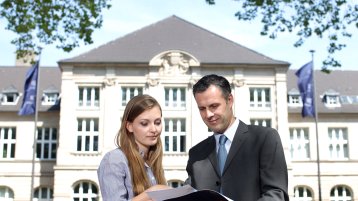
[323,89,340,107]
[42,86,60,105]
[288,88,302,107]
[1,85,20,105]
[42,92,59,105]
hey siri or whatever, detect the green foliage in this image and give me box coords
[206,0,358,70]
[0,0,111,59]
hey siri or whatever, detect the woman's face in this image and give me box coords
[126,105,162,152]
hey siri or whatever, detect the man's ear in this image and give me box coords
[228,93,234,105]
[126,121,133,133]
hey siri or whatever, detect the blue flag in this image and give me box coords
[18,61,39,116]
[295,61,315,117]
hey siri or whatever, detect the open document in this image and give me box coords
[146,185,233,201]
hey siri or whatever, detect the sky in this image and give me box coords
[1,0,357,70]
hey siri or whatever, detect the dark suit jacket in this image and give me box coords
[186,120,289,201]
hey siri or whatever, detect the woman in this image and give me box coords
[97,95,169,201]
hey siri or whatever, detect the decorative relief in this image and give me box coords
[147,77,159,87]
[159,52,190,75]
[189,78,198,87]
[103,78,116,87]
[232,79,245,87]
[149,50,200,76]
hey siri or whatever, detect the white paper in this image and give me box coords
[146,185,196,201]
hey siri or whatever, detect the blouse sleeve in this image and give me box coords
[97,149,133,201]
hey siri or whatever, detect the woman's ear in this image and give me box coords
[126,121,133,133]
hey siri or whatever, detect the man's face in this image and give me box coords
[194,85,234,134]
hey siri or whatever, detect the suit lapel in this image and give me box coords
[222,120,249,175]
[207,136,221,176]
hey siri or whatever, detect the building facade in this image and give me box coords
[1,16,357,201]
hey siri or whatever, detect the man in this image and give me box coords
[186,74,289,201]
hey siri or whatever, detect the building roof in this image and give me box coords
[0,66,61,112]
[59,15,289,66]
[287,69,358,114]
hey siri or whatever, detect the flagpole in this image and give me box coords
[310,50,322,201]
[30,52,41,201]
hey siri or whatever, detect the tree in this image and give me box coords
[207,0,358,71]
[0,0,111,60]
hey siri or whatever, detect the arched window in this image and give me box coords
[33,187,53,201]
[73,181,98,201]
[293,186,313,201]
[0,186,14,201]
[330,185,352,201]
[167,180,184,188]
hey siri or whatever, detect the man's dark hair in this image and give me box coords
[193,74,231,99]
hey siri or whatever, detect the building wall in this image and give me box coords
[2,64,358,201]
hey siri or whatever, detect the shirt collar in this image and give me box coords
[215,118,239,143]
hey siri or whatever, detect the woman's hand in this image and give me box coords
[133,185,172,201]
[146,184,172,192]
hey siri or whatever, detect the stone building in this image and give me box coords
[0,15,357,201]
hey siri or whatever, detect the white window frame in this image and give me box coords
[0,186,14,201]
[120,86,144,106]
[250,119,271,127]
[288,94,302,107]
[33,187,53,201]
[289,128,310,160]
[249,87,271,109]
[164,87,186,109]
[0,127,16,159]
[325,95,341,107]
[328,128,348,159]
[76,118,99,152]
[330,186,352,201]
[73,181,98,201]
[41,92,59,105]
[78,86,100,108]
[0,92,20,105]
[36,127,57,160]
[293,186,313,201]
[163,118,186,153]
[168,180,184,188]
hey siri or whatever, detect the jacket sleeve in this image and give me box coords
[97,149,133,201]
[258,128,289,201]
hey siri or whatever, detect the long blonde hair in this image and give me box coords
[115,94,166,195]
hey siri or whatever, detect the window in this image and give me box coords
[42,92,59,105]
[330,186,352,201]
[293,186,313,201]
[78,87,100,108]
[289,128,310,160]
[168,180,184,188]
[36,127,57,160]
[324,95,340,107]
[250,119,271,127]
[340,95,358,104]
[77,118,99,152]
[0,127,16,159]
[249,87,271,109]
[0,92,19,105]
[121,87,143,106]
[328,128,348,159]
[34,187,53,201]
[288,89,302,107]
[288,95,302,106]
[163,118,186,153]
[164,87,186,109]
[0,186,14,201]
[73,181,98,201]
